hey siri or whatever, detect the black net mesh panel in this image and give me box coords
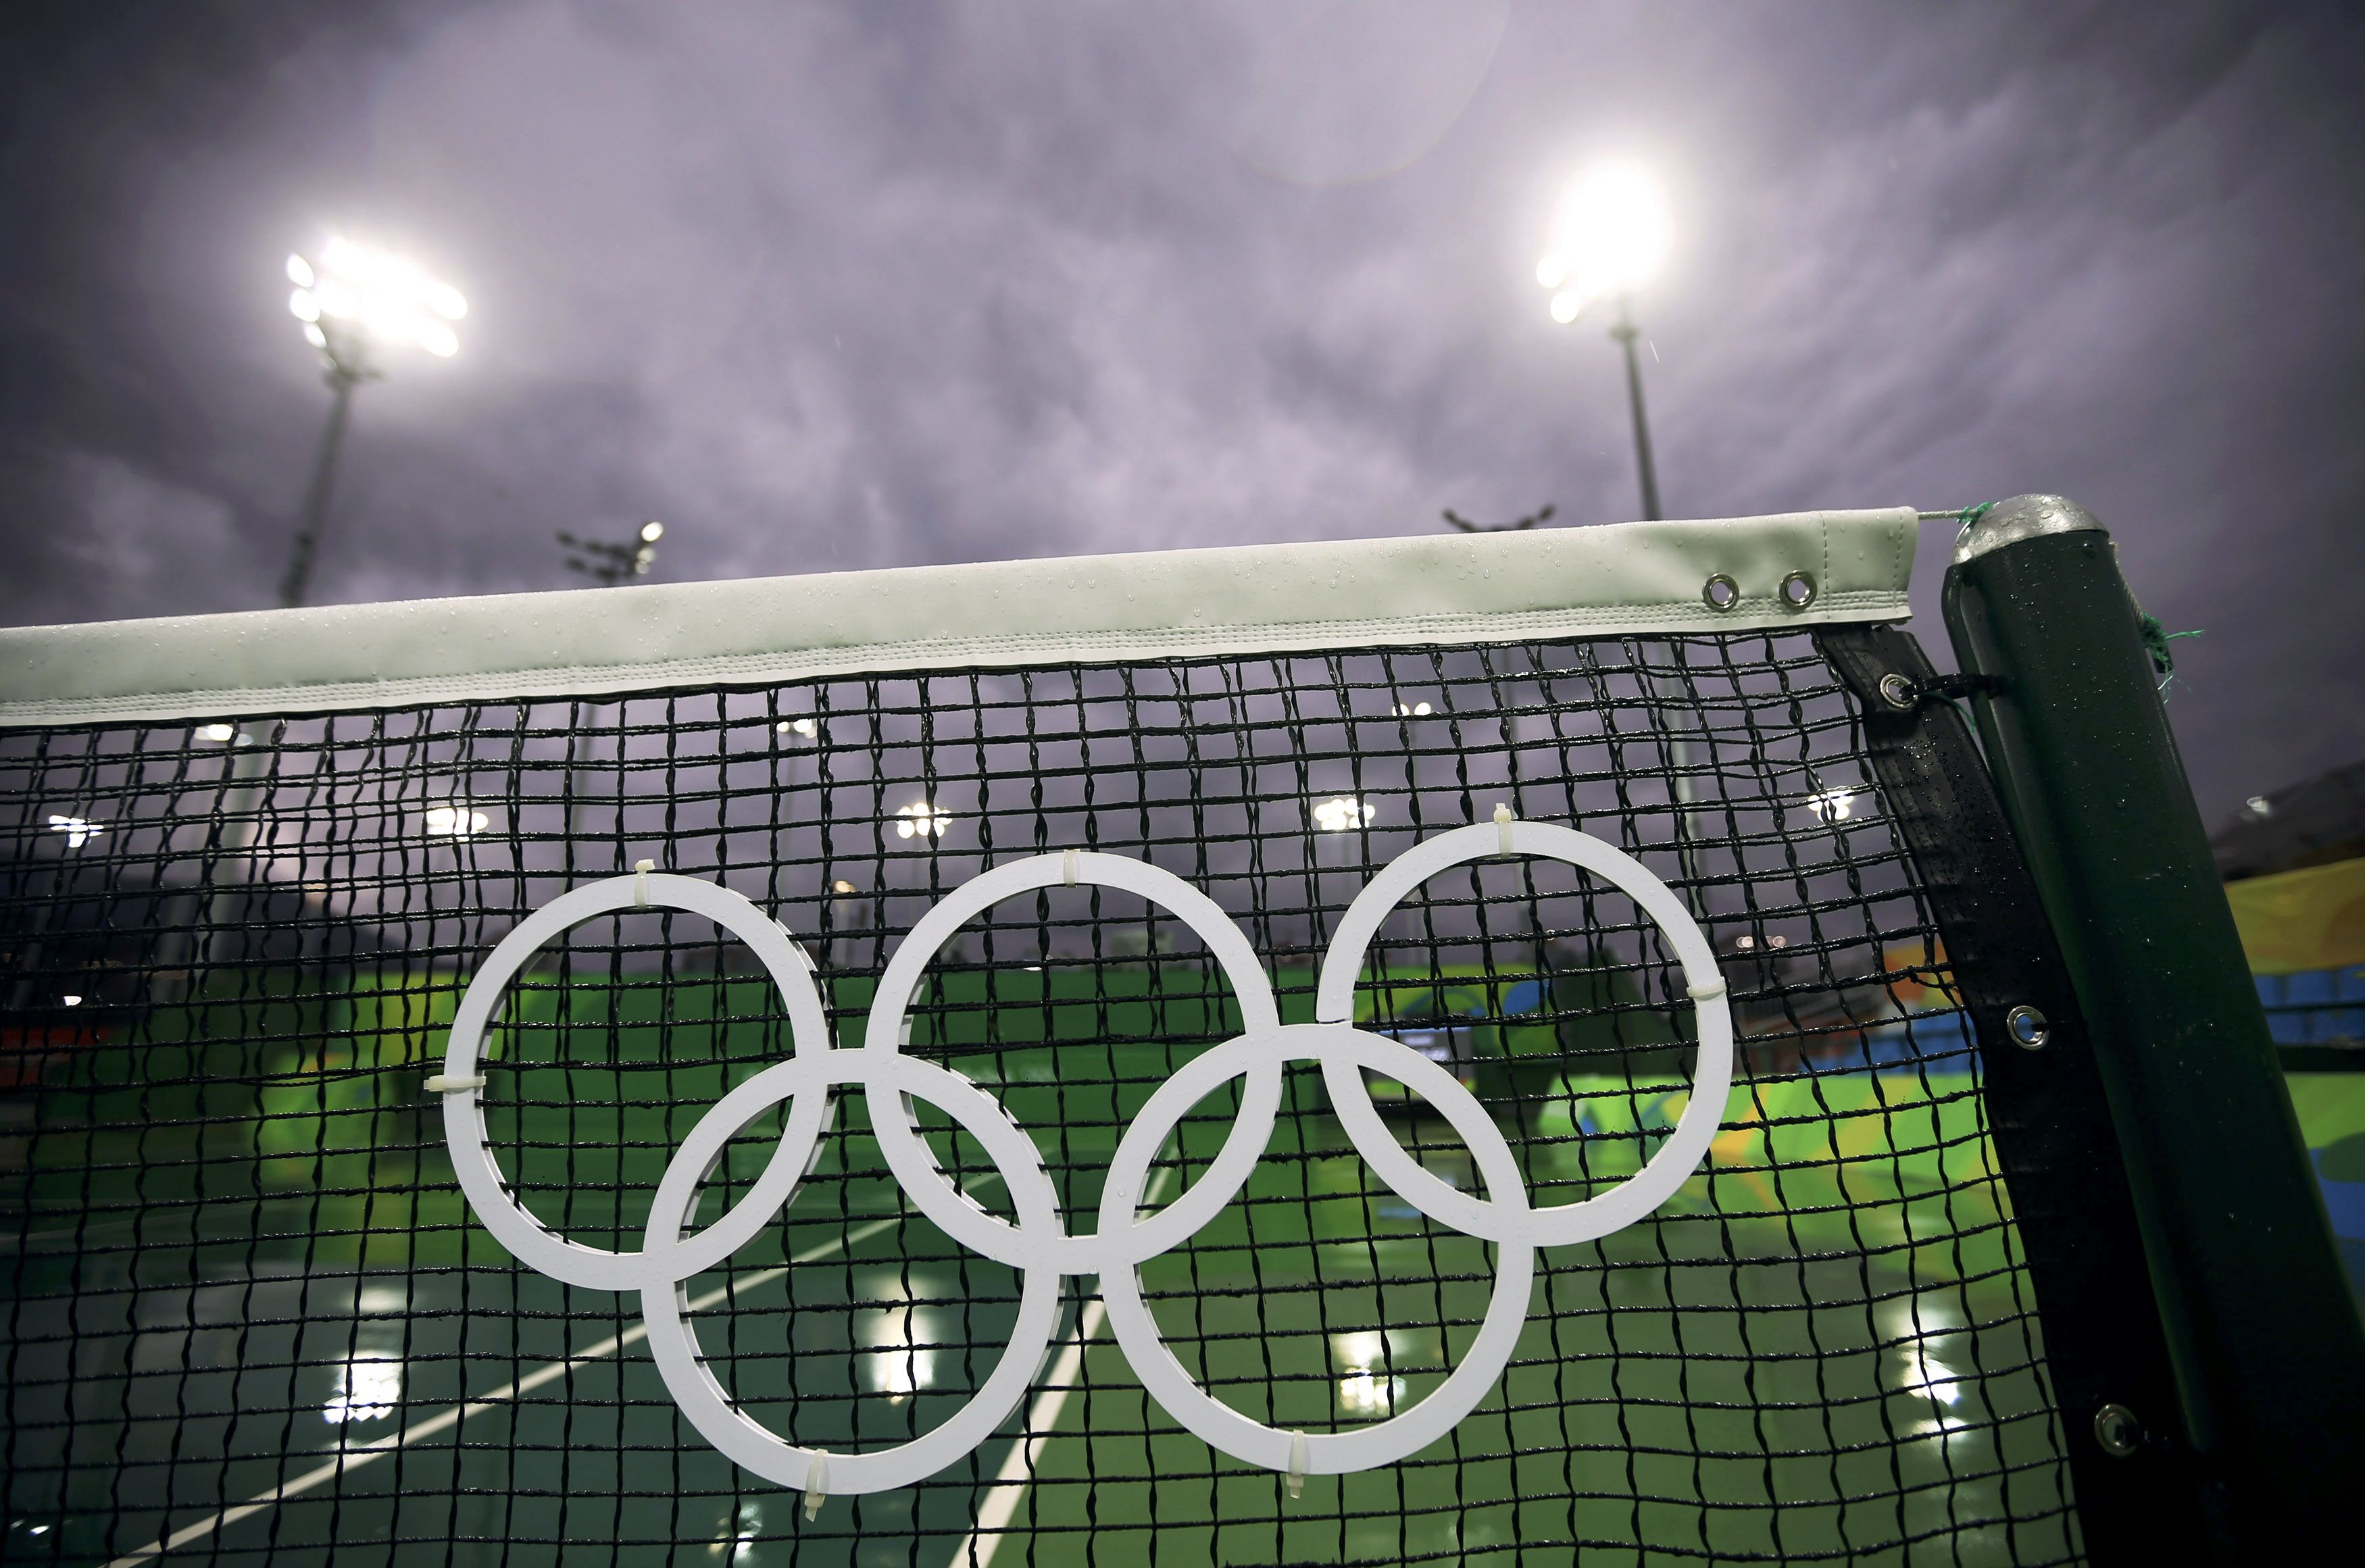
[1,630,2078,1566]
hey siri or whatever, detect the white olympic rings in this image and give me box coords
[437,821,1733,1500]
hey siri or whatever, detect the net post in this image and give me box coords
[1817,622,2203,1561]
[1941,493,2365,1555]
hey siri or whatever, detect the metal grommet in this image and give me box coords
[1778,571,1817,609]
[2093,1403,2142,1458]
[2006,1004,2049,1051]
[1876,672,1916,711]
[1702,574,1740,611]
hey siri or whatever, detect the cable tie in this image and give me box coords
[1064,849,1078,887]
[803,1450,828,1519]
[424,1073,485,1094]
[1687,977,1728,1003]
[633,859,655,909]
[1285,1430,1309,1498]
[1493,802,1516,856]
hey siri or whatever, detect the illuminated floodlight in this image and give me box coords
[47,813,105,849]
[895,801,953,840]
[63,994,84,1008]
[1312,796,1377,834]
[776,717,820,739]
[201,723,237,742]
[424,805,491,837]
[287,238,468,361]
[1538,162,1670,315]
[639,520,666,544]
[1392,701,1433,717]
[1804,788,1857,824]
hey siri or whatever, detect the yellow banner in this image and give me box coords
[2226,857,2365,975]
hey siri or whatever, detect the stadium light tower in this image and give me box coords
[1536,163,1671,521]
[276,239,467,608]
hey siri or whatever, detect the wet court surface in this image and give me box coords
[5,1001,2074,1567]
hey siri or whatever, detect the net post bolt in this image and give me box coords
[1285,1430,1308,1498]
[2093,1402,2143,1457]
[634,859,655,909]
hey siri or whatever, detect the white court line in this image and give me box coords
[957,1165,1174,1568]
[106,1215,902,1567]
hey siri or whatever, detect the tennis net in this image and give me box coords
[2,513,2105,1564]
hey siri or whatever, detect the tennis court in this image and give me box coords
[8,958,2059,1563]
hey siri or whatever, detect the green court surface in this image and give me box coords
[4,964,2074,1565]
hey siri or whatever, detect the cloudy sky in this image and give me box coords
[3,1,2360,821]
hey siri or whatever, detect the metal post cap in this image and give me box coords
[1951,495,2105,565]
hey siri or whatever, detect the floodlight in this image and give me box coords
[1539,162,1670,309]
[1535,161,1670,521]
[895,801,952,840]
[277,236,471,607]
[291,238,466,360]
[639,521,665,544]
[1805,788,1857,824]
[1312,796,1377,833]
[47,813,105,848]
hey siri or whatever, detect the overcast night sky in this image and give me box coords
[2,1,2360,824]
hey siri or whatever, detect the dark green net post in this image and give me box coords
[1942,495,2365,1555]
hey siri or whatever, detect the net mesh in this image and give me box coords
[1,629,2078,1565]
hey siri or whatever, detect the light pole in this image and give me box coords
[277,239,467,608]
[1603,300,1661,522]
[557,520,666,584]
[1537,163,1672,521]
[1537,164,1706,906]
